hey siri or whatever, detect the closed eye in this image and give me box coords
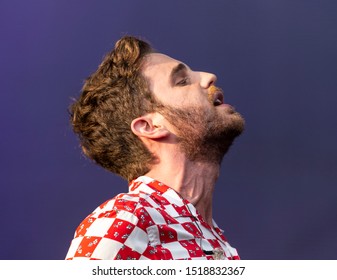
[170,63,191,87]
[176,77,190,86]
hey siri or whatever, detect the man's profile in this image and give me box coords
[65,36,244,260]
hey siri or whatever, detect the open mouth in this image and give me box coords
[213,91,224,106]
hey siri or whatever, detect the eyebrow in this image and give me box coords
[170,63,188,86]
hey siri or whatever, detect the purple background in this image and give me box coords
[1,0,337,260]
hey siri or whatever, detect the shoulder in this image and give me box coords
[66,184,160,259]
[73,186,158,238]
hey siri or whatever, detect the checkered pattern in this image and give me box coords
[65,176,240,260]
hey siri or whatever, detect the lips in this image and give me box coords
[212,91,224,106]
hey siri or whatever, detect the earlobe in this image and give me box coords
[131,115,169,139]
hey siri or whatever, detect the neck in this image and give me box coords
[145,149,220,225]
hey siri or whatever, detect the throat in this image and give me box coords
[178,166,217,226]
[192,197,213,226]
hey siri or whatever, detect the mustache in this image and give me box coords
[208,85,224,103]
[209,85,223,95]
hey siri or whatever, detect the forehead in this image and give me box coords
[142,53,182,78]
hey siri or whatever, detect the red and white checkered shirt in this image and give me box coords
[65,176,239,260]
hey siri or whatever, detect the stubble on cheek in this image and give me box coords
[159,101,245,163]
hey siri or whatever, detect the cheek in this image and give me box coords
[152,87,172,105]
[186,94,211,108]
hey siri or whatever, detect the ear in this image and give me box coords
[131,113,170,140]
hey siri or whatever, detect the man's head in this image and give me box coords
[70,36,244,181]
[139,53,245,164]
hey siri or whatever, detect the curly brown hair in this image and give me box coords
[70,36,157,181]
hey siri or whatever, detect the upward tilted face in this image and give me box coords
[141,53,245,162]
[142,53,230,112]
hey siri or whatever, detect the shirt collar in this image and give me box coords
[130,176,220,230]
[130,175,187,207]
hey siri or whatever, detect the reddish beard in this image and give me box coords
[157,102,244,164]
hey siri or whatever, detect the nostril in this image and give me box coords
[200,72,217,89]
[208,80,215,88]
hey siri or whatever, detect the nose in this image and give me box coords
[199,72,217,89]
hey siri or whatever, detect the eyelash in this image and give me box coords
[176,77,190,86]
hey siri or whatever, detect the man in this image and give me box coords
[65,36,244,260]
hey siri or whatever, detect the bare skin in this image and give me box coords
[145,140,219,225]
